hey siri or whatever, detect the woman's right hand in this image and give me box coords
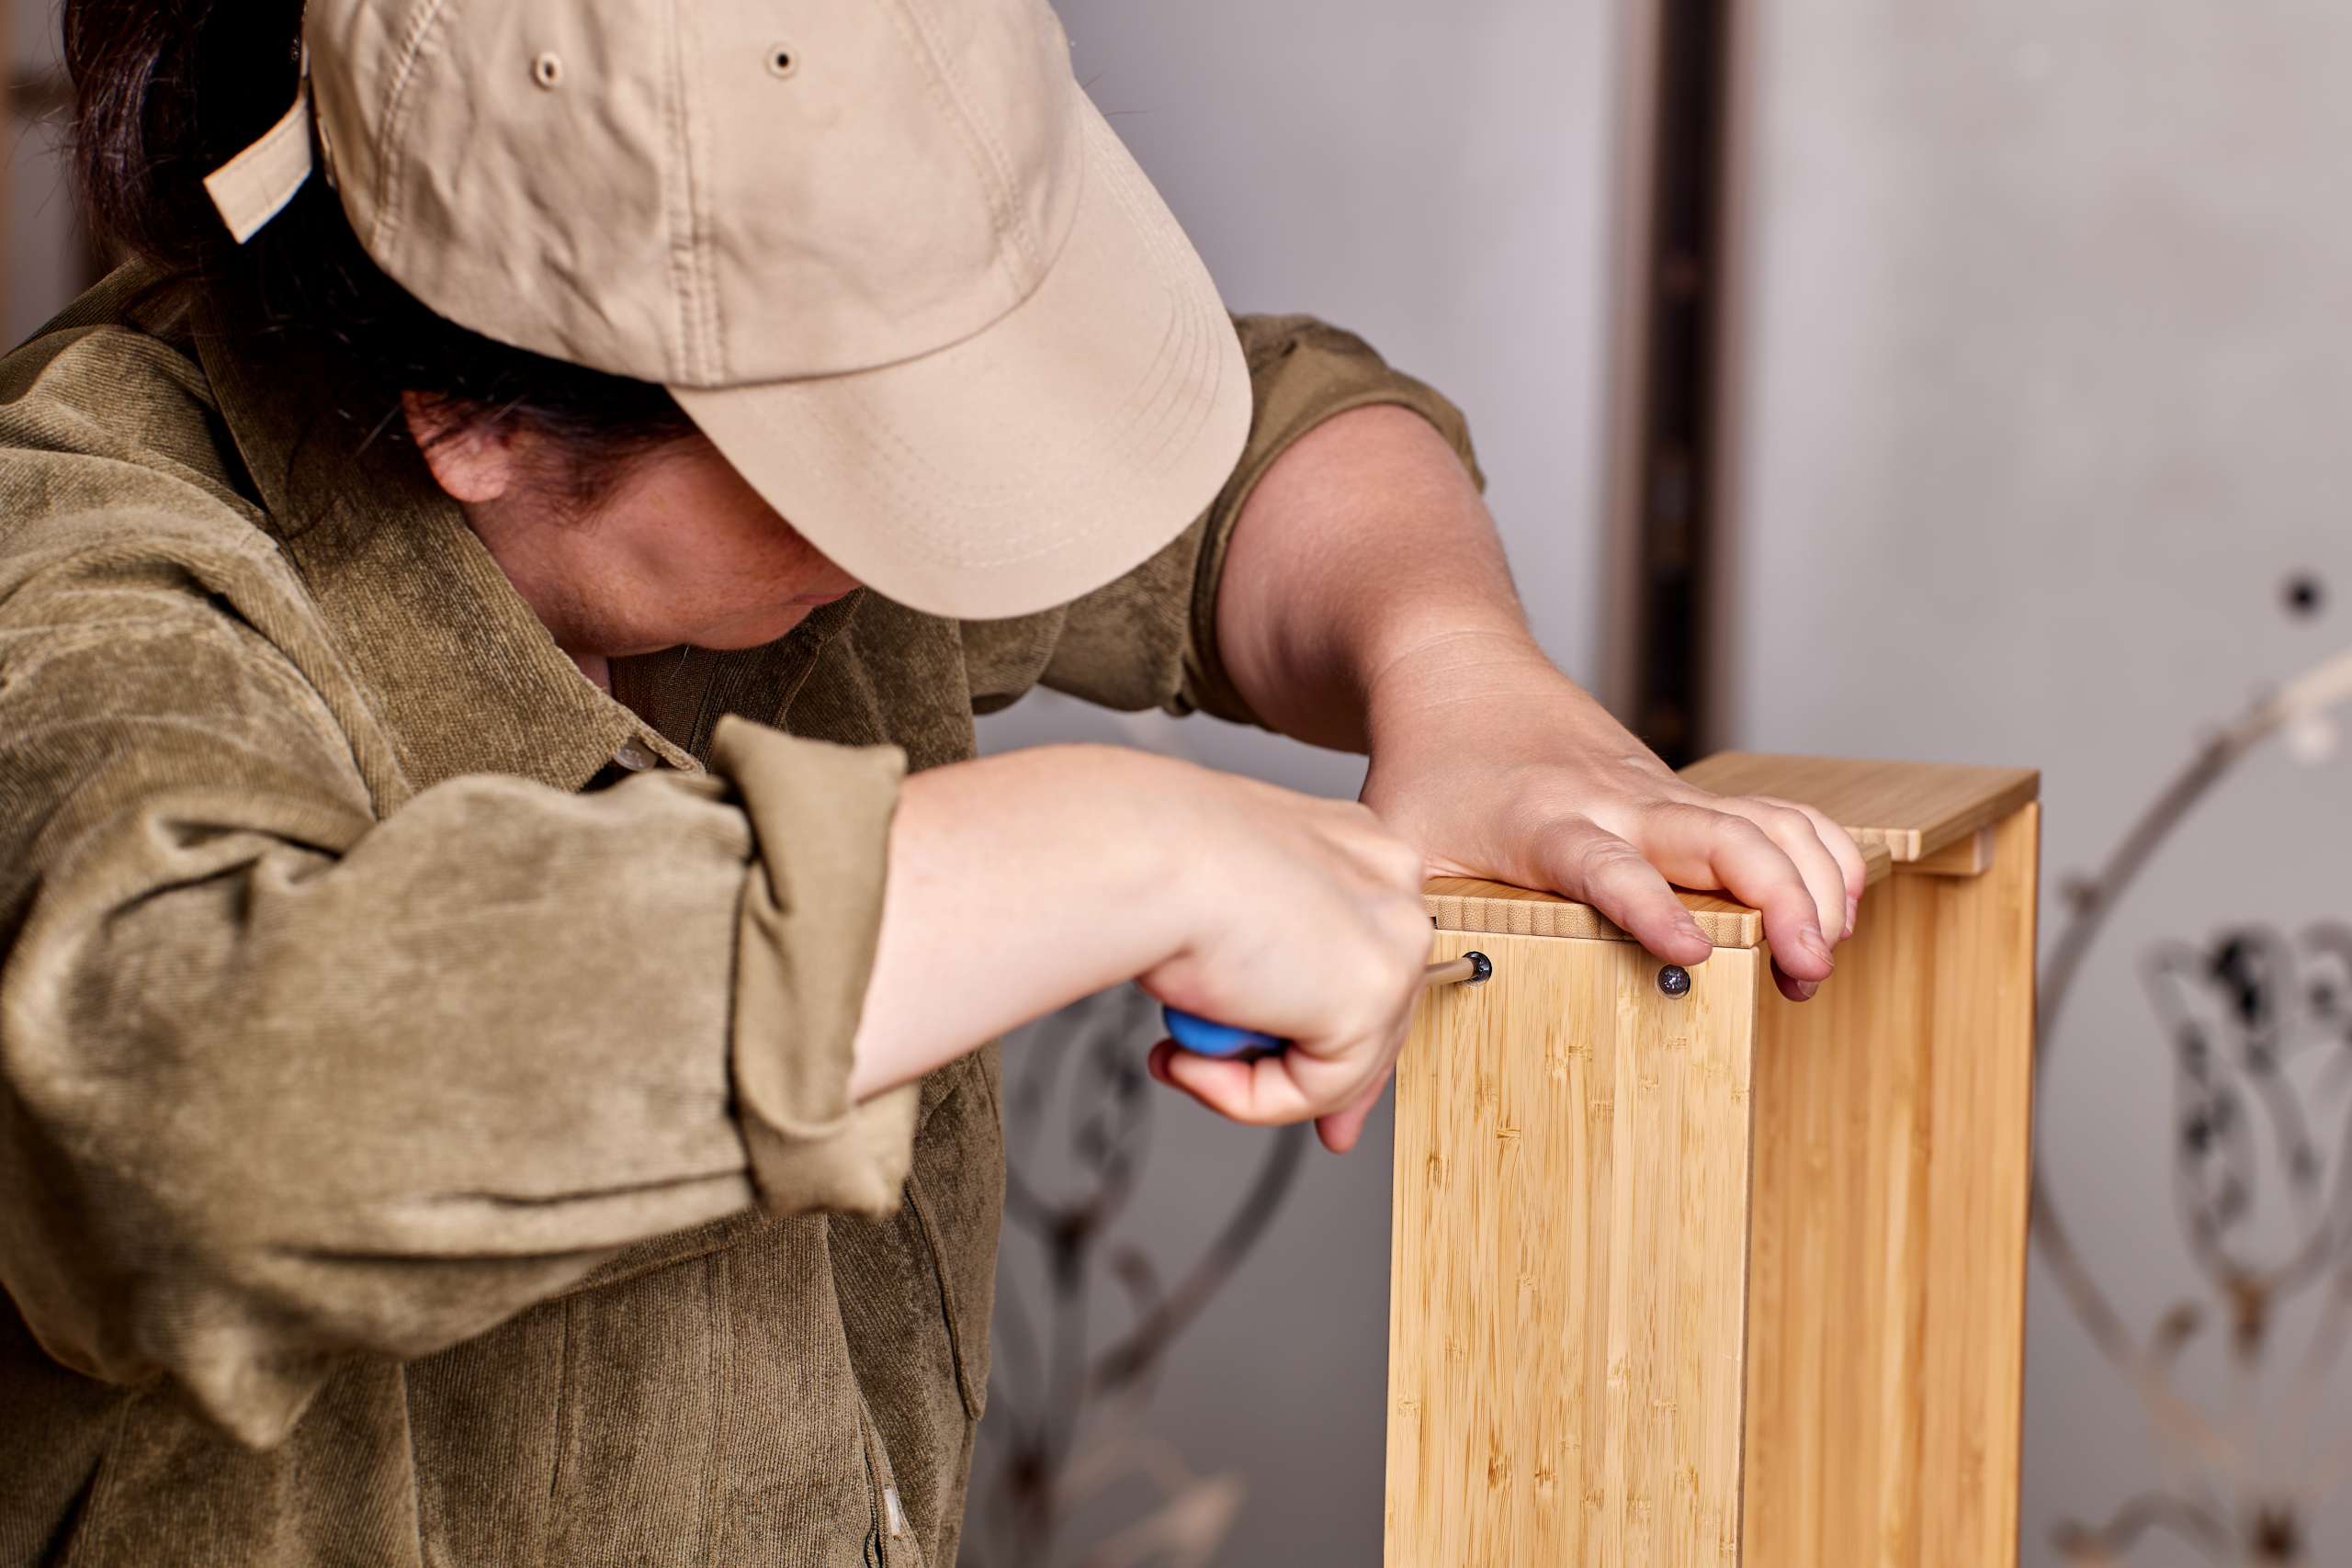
[850,745,1432,1153]
[1135,772,1433,1153]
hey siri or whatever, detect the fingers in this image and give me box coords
[1748,795,1868,939]
[1148,1001,1411,1151]
[1731,798,1849,952]
[1148,1039,1381,1133]
[1771,958,1819,1005]
[1535,818,1713,966]
[1638,803,1837,987]
[1791,800,1870,938]
[1317,1066,1396,1155]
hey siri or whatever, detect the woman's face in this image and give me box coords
[409,396,864,662]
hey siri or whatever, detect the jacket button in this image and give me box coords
[613,739,662,772]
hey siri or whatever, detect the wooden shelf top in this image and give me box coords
[1425,754,2037,949]
[1676,753,2041,863]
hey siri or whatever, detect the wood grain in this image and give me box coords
[1423,829,1895,951]
[1390,755,2038,1566]
[1387,931,1760,1565]
[1425,877,1763,948]
[1740,803,2038,1567]
[1913,802,2038,1562]
[1677,753,2039,862]
[1902,825,1995,877]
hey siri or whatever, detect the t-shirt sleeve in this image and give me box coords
[960,313,1483,727]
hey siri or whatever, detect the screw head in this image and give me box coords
[1464,951,1493,985]
[1657,964,1692,999]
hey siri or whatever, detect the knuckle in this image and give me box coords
[1528,811,1600,860]
[1716,816,1775,854]
[1566,829,1635,878]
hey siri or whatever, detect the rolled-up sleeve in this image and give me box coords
[718,716,916,1215]
[963,313,1483,727]
[0,514,911,1448]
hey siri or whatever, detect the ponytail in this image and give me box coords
[64,0,306,270]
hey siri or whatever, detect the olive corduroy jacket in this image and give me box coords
[0,268,1476,1567]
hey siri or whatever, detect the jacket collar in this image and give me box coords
[187,288,856,795]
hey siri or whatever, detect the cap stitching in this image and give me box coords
[660,0,721,386]
[675,105,1231,567]
[686,28,728,384]
[368,0,458,254]
[841,262,1210,515]
[879,0,1041,288]
[720,234,1227,567]
[792,116,1198,515]
[784,310,1224,570]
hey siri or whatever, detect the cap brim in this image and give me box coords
[672,91,1252,623]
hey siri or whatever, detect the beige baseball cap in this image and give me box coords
[205,0,1251,621]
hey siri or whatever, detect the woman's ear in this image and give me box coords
[402,390,520,505]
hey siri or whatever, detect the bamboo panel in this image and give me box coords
[1740,847,1932,1564]
[1387,930,1760,1565]
[1739,803,2036,1567]
[1678,754,2039,863]
[1911,803,2037,1562]
[1390,755,2038,1566]
[1425,877,1763,948]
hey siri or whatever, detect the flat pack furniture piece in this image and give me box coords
[1386,754,2040,1567]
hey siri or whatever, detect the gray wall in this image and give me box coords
[977,2,1627,1562]
[6,0,80,346]
[1724,2,2352,1561]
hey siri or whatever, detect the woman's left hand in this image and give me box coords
[1359,632,1869,1000]
[1295,631,1870,1154]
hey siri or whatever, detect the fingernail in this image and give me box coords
[1677,916,1708,947]
[1801,925,1835,968]
[1797,978,1822,1001]
[1844,895,1859,941]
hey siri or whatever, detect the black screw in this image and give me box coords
[1464,951,1494,985]
[1658,964,1691,998]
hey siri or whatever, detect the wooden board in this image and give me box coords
[1677,753,2040,862]
[1391,755,2039,1567]
[1387,931,1761,1565]
[1424,826,1901,951]
[1911,802,2038,1562]
[1903,825,1995,877]
[1740,802,2038,1567]
[1426,876,1764,948]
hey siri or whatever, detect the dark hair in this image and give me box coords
[62,0,698,505]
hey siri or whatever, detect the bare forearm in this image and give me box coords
[845,743,1439,1153]
[847,746,1188,1100]
[1215,403,1546,751]
[1212,400,1867,1001]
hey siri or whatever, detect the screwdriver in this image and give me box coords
[1163,951,1494,1058]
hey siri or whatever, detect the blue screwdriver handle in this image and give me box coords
[1162,1009,1285,1058]
[1161,952,1492,1060]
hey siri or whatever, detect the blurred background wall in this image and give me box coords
[1724,4,2352,1562]
[10,1,2352,1563]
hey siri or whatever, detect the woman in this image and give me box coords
[0,2,1864,1563]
